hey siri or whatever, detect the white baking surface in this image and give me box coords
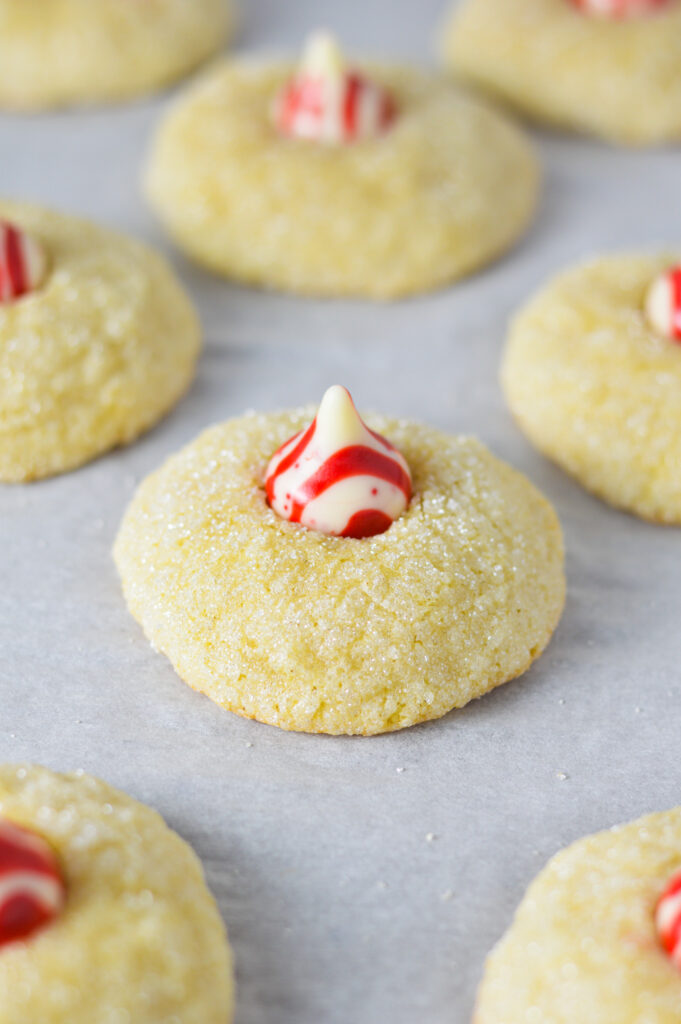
[2,2,681,1021]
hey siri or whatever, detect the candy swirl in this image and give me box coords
[656,868,681,969]
[570,0,670,17]
[645,266,681,343]
[265,385,412,538]
[0,221,47,303]
[273,32,396,145]
[0,818,65,947]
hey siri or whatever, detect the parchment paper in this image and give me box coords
[2,2,680,1021]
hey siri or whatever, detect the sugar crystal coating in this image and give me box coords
[145,59,539,299]
[0,764,233,1024]
[502,252,681,523]
[474,807,681,1023]
[114,409,565,736]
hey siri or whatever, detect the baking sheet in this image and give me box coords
[2,1,681,1021]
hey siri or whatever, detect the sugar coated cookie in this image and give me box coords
[442,0,681,145]
[145,34,539,299]
[0,0,235,109]
[502,253,681,524]
[474,807,681,1023]
[113,390,565,735]
[0,764,233,1024]
[0,201,200,483]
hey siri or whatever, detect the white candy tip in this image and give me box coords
[316,385,366,448]
[301,31,345,78]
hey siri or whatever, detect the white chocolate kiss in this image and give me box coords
[645,267,681,342]
[273,31,395,145]
[0,222,47,303]
[265,385,412,537]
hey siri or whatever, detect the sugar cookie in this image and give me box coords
[145,35,539,299]
[0,0,235,110]
[474,807,681,1023]
[114,391,565,735]
[502,253,681,523]
[442,0,681,145]
[0,764,233,1024]
[0,201,200,483]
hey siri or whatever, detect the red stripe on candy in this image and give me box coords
[0,835,59,879]
[5,226,27,298]
[343,74,361,137]
[669,268,681,340]
[0,893,54,945]
[657,869,681,965]
[663,906,681,954]
[266,420,317,503]
[296,445,412,506]
[342,509,393,538]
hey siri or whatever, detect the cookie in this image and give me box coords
[502,253,681,523]
[442,0,681,145]
[474,807,681,1023]
[113,391,565,735]
[145,34,539,299]
[0,763,233,1024]
[0,201,200,483]
[0,0,235,109]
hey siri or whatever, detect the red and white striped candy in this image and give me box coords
[0,818,64,947]
[571,0,670,17]
[273,32,396,145]
[645,266,681,343]
[0,222,47,303]
[265,385,412,539]
[656,869,681,970]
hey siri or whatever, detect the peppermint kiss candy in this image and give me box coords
[645,266,681,343]
[0,221,47,303]
[273,32,396,145]
[570,0,670,17]
[265,385,412,538]
[0,818,64,947]
[656,869,681,969]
